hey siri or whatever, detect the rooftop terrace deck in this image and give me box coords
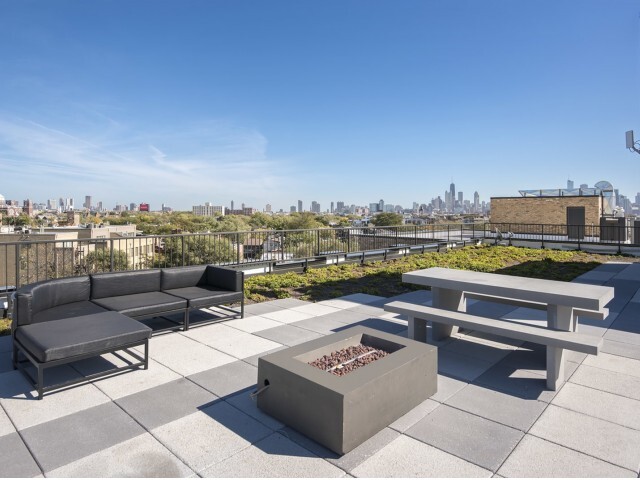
[0,262,639,477]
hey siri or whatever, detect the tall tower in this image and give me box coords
[298,200,303,213]
[449,182,455,212]
[84,195,92,210]
[567,179,574,190]
[473,191,480,212]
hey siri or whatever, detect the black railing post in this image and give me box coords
[181,236,186,267]
[110,239,115,272]
[236,233,241,265]
[618,226,622,254]
[15,244,21,288]
[447,224,450,243]
[316,230,320,256]
[541,224,545,248]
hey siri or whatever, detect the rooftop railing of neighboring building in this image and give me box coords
[1,222,639,303]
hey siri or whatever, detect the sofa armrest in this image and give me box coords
[13,291,33,329]
[206,266,243,292]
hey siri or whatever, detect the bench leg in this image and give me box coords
[431,287,466,341]
[546,304,573,390]
[546,347,566,390]
[408,316,427,342]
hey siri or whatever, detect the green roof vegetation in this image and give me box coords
[1,245,635,336]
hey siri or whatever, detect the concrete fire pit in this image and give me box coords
[256,326,437,454]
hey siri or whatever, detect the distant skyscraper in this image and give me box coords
[311,201,320,213]
[290,205,296,213]
[636,192,640,205]
[336,201,345,212]
[84,195,92,210]
[567,179,574,189]
[457,192,463,207]
[449,182,455,211]
[379,199,384,212]
[474,191,480,212]
[231,200,234,211]
[265,203,272,213]
[298,200,303,213]
[330,201,334,213]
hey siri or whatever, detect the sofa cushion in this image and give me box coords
[91,270,161,299]
[15,311,152,363]
[161,266,207,291]
[91,291,187,318]
[163,286,244,309]
[15,276,92,326]
[32,301,109,324]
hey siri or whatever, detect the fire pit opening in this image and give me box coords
[296,333,405,377]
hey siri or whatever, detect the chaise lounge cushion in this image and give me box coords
[163,286,243,309]
[91,291,187,318]
[14,311,152,363]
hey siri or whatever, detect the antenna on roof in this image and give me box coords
[626,130,640,155]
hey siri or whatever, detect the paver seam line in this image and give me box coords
[549,387,640,433]
[397,429,501,475]
[275,427,350,477]
[0,400,45,476]
[175,325,286,360]
[97,390,204,478]
[203,428,350,478]
[568,364,640,403]
[532,402,640,473]
[524,432,640,476]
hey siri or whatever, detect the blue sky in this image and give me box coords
[1,0,639,212]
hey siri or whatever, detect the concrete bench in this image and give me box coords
[464,292,609,329]
[384,301,603,390]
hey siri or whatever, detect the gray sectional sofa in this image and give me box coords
[11,265,244,399]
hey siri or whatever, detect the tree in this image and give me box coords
[84,249,129,273]
[370,212,404,226]
[155,235,236,267]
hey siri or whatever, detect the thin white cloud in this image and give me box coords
[0,115,292,208]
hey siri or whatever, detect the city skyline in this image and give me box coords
[1,1,639,209]
[3,175,639,216]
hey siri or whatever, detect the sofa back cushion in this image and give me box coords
[14,276,91,326]
[91,270,161,299]
[161,266,207,291]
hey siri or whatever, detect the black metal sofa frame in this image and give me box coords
[11,265,244,399]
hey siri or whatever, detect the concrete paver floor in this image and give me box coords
[1,262,639,477]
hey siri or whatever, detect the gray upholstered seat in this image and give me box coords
[91,291,187,318]
[163,286,243,309]
[14,311,151,363]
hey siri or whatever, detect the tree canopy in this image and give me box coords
[369,212,404,226]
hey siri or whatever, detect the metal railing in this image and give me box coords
[1,222,638,298]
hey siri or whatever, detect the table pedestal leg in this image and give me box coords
[546,304,573,390]
[430,287,466,341]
